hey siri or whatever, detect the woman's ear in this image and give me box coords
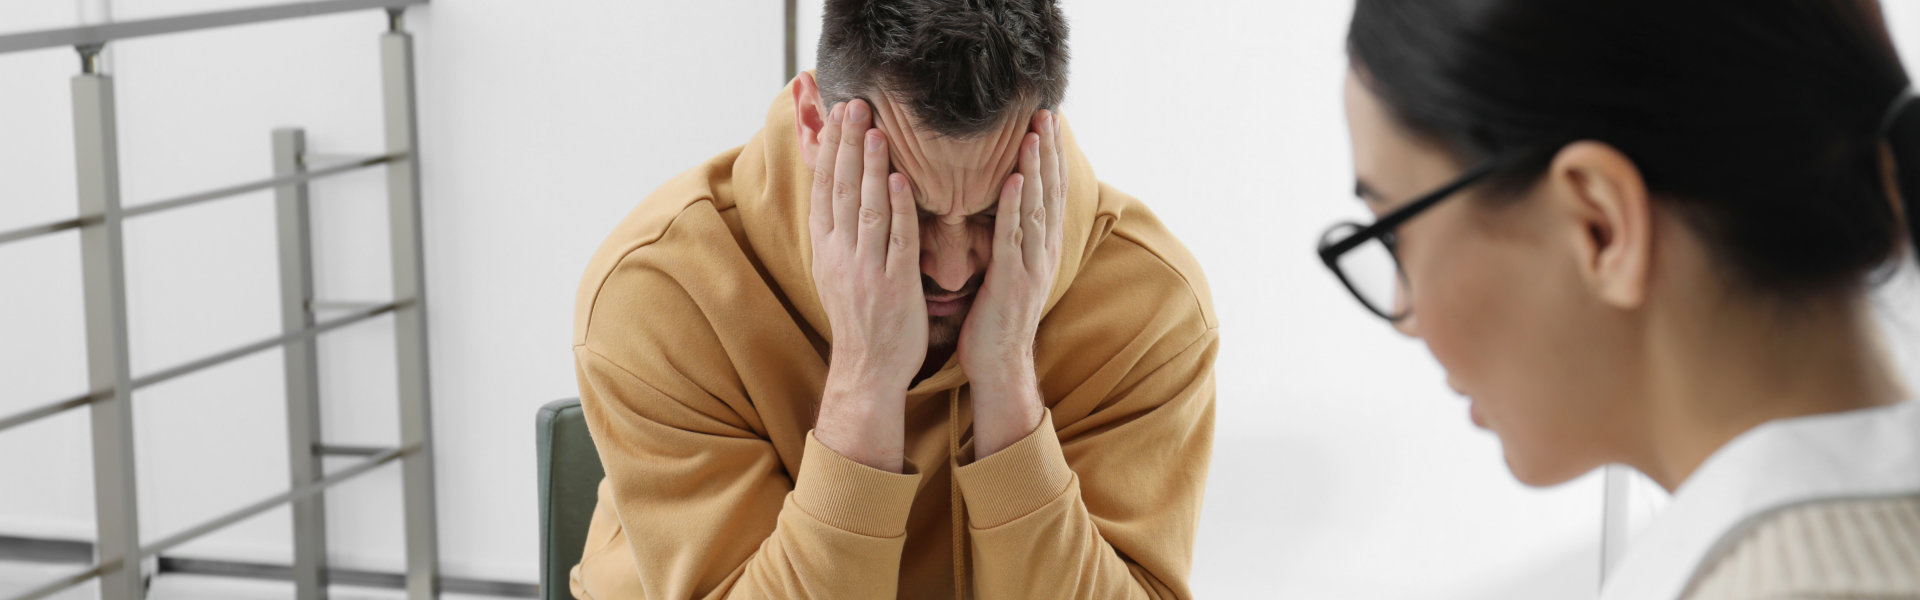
[794,72,828,171]
[1547,141,1653,310]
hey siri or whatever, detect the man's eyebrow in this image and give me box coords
[915,200,999,218]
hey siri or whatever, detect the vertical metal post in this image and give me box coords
[381,11,440,599]
[73,43,144,600]
[1599,464,1632,584]
[783,0,798,84]
[274,128,332,600]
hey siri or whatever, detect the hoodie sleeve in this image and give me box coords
[573,228,922,600]
[953,328,1217,600]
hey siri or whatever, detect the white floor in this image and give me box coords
[0,561,530,600]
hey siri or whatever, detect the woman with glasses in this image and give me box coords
[1324,1,1920,598]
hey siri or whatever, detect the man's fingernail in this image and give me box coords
[831,103,844,123]
[867,131,883,152]
[891,176,905,193]
[850,100,866,122]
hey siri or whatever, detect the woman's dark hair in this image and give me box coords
[1349,0,1920,298]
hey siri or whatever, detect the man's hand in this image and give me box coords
[959,110,1066,460]
[809,99,926,473]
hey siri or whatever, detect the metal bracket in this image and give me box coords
[75,43,105,74]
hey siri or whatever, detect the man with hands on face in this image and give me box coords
[811,95,1071,475]
[568,1,1217,599]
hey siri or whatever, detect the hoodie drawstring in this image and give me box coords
[949,387,967,600]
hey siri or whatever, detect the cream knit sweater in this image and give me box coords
[1686,495,1920,599]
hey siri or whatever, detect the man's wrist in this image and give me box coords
[817,366,907,473]
[968,356,1044,460]
[828,344,914,389]
[968,350,1037,400]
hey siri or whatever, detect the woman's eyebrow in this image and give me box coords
[1354,178,1385,204]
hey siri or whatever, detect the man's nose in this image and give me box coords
[922,226,975,292]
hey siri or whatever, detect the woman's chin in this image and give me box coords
[1501,445,1596,489]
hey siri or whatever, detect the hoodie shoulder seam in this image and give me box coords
[1106,227,1216,330]
[578,197,716,344]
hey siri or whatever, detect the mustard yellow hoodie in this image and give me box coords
[570,80,1218,600]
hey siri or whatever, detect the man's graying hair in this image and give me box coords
[817,0,1069,138]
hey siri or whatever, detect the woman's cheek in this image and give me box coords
[1410,255,1501,400]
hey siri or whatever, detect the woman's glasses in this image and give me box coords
[1317,157,1509,322]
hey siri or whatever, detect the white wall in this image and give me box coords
[3,1,1918,598]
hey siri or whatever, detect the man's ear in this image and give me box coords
[794,72,828,171]
[1546,141,1653,310]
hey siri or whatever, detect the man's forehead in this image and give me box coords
[866,95,1030,217]
[902,146,1020,217]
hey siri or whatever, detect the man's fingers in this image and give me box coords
[886,173,919,278]
[810,102,845,244]
[832,99,871,240]
[856,128,892,269]
[1018,132,1046,271]
[1038,110,1067,257]
[994,173,1024,267]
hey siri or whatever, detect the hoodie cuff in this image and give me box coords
[792,431,924,538]
[953,410,1076,529]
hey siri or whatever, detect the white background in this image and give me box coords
[3,1,1918,598]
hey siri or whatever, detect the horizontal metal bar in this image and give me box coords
[121,152,401,221]
[0,217,90,246]
[140,445,411,559]
[131,299,405,392]
[310,300,387,312]
[158,556,540,597]
[0,535,93,564]
[5,560,114,600]
[0,302,400,439]
[0,153,399,250]
[0,0,429,55]
[0,536,536,598]
[0,390,106,435]
[304,152,385,164]
[315,444,391,457]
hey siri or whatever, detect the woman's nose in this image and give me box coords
[1391,279,1421,337]
[1393,312,1421,338]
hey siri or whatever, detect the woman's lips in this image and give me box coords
[1449,376,1485,428]
[927,295,967,317]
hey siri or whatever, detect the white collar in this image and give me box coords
[1599,400,1920,600]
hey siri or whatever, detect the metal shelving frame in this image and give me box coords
[0,1,439,598]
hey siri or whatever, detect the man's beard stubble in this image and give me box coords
[924,272,983,351]
[928,308,967,348]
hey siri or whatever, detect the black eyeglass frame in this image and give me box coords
[1317,157,1511,322]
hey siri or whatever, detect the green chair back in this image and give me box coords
[536,398,605,600]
